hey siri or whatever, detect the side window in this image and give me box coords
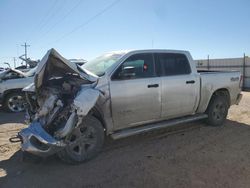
[112,53,155,80]
[156,53,191,76]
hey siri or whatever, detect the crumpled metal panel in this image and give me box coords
[19,122,65,157]
[35,48,98,89]
[54,112,77,138]
[74,88,100,116]
[0,68,26,80]
[23,83,35,92]
[37,94,58,117]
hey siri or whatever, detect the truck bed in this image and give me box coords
[196,70,241,113]
[197,70,239,73]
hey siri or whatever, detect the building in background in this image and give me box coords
[195,56,250,90]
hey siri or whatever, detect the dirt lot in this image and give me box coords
[0,92,250,188]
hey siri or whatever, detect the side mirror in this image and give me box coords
[119,66,136,79]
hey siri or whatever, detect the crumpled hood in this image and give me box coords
[35,48,98,89]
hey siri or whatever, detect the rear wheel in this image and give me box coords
[206,95,229,126]
[57,115,104,164]
[4,92,25,113]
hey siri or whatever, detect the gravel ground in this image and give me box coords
[0,92,250,188]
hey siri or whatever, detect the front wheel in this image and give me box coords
[206,95,229,126]
[57,115,104,164]
[4,92,25,113]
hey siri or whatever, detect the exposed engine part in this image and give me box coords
[45,99,63,126]
[54,112,77,139]
[36,94,58,118]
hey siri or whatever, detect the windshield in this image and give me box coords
[23,67,37,77]
[82,53,125,76]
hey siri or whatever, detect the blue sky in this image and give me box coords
[0,0,250,67]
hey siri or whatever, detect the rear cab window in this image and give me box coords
[155,53,191,76]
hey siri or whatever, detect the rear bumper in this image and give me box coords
[235,93,243,105]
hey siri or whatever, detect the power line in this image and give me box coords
[34,0,84,44]
[37,0,67,33]
[26,0,59,41]
[43,0,121,46]
[0,56,14,59]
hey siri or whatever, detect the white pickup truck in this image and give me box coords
[18,49,242,164]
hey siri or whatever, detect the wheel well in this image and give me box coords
[3,89,23,100]
[89,107,107,131]
[206,88,230,112]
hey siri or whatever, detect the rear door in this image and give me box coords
[110,53,161,130]
[155,53,199,119]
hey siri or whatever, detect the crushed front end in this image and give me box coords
[18,48,100,157]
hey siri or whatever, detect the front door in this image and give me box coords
[110,53,161,130]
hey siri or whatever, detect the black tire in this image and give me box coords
[206,95,229,126]
[57,115,104,164]
[3,92,25,113]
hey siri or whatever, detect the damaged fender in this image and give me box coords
[73,88,100,117]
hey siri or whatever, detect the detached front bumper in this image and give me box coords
[19,122,66,157]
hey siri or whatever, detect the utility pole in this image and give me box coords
[21,42,30,66]
[13,57,16,68]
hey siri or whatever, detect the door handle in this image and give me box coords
[186,80,195,84]
[147,84,159,88]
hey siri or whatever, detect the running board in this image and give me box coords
[111,114,208,140]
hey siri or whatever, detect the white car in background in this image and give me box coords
[0,60,85,112]
[0,67,36,112]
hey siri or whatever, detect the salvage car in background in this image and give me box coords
[18,48,242,164]
[0,67,36,112]
[0,67,6,72]
[0,60,84,112]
